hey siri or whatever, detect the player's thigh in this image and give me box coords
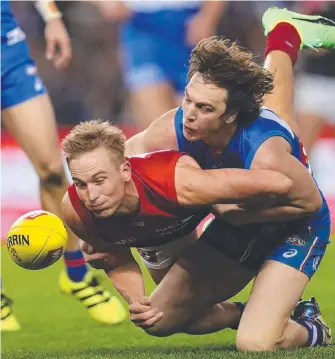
[149,240,254,332]
[2,94,63,174]
[236,260,309,350]
[129,82,176,127]
[121,29,176,127]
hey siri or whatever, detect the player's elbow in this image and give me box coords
[294,190,323,217]
[303,193,323,215]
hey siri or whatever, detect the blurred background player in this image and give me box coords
[0,0,125,331]
[95,0,225,129]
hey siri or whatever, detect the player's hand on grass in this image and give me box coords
[129,297,164,328]
[45,18,72,70]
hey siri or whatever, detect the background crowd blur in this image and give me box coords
[2,0,335,236]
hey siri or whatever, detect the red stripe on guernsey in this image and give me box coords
[67,184,94,230]
[64,258,86,267]
[299,237,318,272]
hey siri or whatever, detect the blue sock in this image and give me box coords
[297,319,323,347]
[64,250,88,282]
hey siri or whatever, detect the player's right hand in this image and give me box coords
[129,297,164,328]
[44,18,72,70]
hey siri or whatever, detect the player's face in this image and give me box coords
[182,72,230,141]
[69,147,131,218]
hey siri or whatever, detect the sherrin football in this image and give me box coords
[7,210,68,270]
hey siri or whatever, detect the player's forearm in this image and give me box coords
[210,168,293,204]
[177,167,292,207]
[107,263,146,305]
[214,203,318,226]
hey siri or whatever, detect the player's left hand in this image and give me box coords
[129,297,164,328]
[44,18,72,70]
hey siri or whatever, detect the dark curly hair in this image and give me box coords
[188,36,274,124]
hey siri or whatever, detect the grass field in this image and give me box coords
[2,240,335,359]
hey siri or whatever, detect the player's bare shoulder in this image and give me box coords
[176,153,200,169]
[126,108,179,155]
[251,136,292,170]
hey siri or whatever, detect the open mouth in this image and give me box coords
[184,126,197,134]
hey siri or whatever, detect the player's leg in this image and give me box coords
[296,113,324,153]
[236,217,331,351]
[134,221,247,335]
[262,7,335,134]
[262,27,298,133]
[120,27,176,129]
[236,261,309,351]
[295,73,335,153]
[129,83,176,129]
[2,95,68,217]
[2,94,81,258]
[143,239,254,337]
[140,219,256,336]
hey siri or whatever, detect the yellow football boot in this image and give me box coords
[1,291,21,331]
[59,269,127,324]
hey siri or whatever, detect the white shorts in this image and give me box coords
[295,74,335,123]
[137,234,196,270]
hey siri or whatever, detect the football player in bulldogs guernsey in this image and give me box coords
[123,11,334,351]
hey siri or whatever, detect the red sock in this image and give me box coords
[264,22,302,65]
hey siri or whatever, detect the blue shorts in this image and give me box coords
[120,12,195,94]
[1,41,47,110]
[200,213,330,278]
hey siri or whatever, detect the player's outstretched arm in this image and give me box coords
[175,155,293,207]
[61,193,145,305]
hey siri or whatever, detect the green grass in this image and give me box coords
[2,240,335,359]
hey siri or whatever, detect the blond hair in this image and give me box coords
[62,119,126,164]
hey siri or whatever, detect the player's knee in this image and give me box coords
[236,331,280,351]
[38,161,66,187]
